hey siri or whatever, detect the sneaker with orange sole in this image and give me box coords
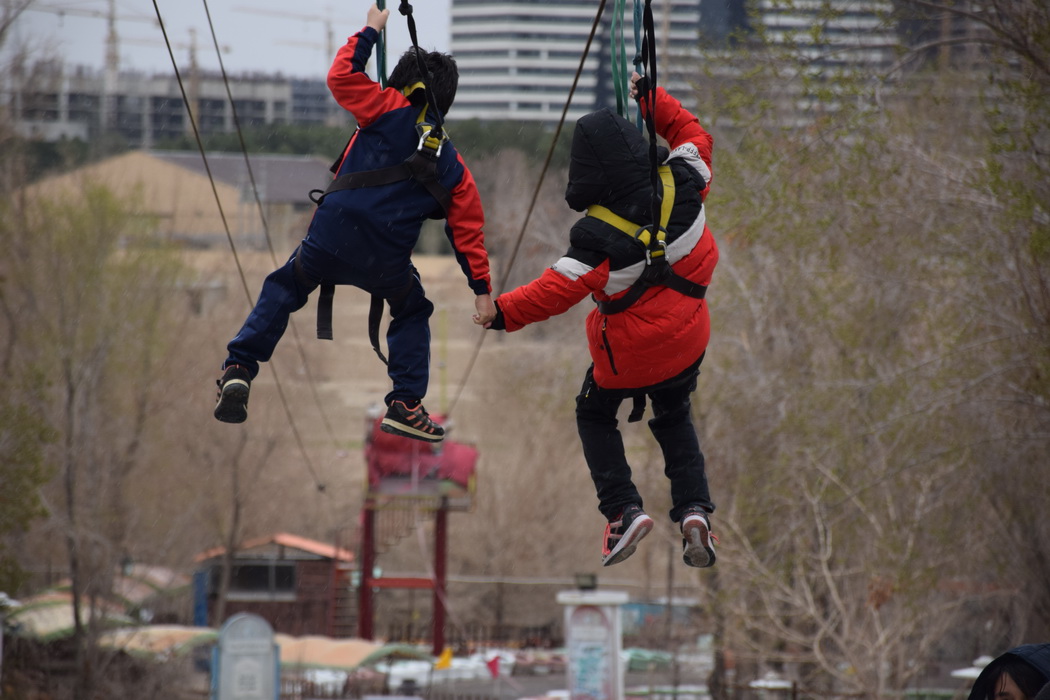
[380,400,445,443]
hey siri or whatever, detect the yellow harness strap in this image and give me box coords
[411,98,446,155]
[401,81,427,99]
[585,163,708,317]
[586,165,675,253]
[399,82,446,153]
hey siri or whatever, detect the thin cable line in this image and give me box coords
[152,0,326,492]
[444,0,609,418]
[199,0,340,448]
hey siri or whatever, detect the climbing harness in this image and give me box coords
[586,166,707,316]
[308,98,450,213]
[304,0,451,367]
[596,0,706,422]
[303,101,449,362]
[590,0,705,316]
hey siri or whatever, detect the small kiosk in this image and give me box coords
[556,590,631,700]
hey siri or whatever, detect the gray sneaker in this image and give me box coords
[680,508,716,568]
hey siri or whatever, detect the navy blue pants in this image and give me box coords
[224,235,434,406]
[575,356,714,524]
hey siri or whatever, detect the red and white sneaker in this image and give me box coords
[680,508,717,568]
[601,504,654,567]
[380,400,445,443]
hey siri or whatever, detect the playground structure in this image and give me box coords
[357,410,478,655]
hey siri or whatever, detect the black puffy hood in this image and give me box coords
[564,108,667,221]
[967,644,1050,700]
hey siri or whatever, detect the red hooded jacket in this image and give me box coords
[496,89,718,389]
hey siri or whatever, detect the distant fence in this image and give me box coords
[384,622,562,650]
[278,679,501,700]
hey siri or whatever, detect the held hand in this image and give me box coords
[473,294,497,328]
[629,71,653,102]
[366,3,390,32]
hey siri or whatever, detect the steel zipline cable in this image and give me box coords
[444,0,611,418]
[151,0,327,493]
[198,0,342,451]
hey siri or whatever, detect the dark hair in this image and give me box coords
[991,661,1050,699]
[387,48,459,115]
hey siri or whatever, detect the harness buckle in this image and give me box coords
[640,228,667,265]
[416,128,444,159]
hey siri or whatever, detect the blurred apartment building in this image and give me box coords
[3,0,976,144]
[449,0,708,122]
[2,59,347,147]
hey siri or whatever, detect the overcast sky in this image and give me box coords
[6,0,452,81]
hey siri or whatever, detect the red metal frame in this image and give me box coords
[358,501,449,655]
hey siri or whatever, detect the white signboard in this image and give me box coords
[215,613,277,700]
[557,591,629,700]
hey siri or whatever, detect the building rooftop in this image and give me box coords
[150,151,331,204]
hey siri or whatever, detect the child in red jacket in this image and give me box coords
[488,73,718,567]
[215,4,496,442]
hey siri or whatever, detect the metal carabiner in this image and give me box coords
[416,128,444,159]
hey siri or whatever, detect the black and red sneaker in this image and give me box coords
[380,400,445,443]
[214,364,251,424]
[601,504,654,567]
[680,508,717,568]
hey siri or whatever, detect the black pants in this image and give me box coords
[575,355,714,523]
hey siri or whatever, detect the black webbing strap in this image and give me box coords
[596,268,706,315]
[639,0,661,235]
[364,275,415,366]
[367,295,388,365]
[625,351,705,422]
[312,163,414,202]
[293,249,335,340]
[628,394,647,422]
[404,150,452,213]
[309,150,451,214]
[317,284,335,340]
[399,0,444,141]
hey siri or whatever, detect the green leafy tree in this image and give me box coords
[0,400,54,592]
[1,183,186,699]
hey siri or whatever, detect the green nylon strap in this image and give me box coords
[377,0,388,88]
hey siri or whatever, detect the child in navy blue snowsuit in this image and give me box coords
[215,4,496,442]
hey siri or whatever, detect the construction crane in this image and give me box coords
[25,0,158,129]
[124,28,230,136]
[233,6,335,71]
